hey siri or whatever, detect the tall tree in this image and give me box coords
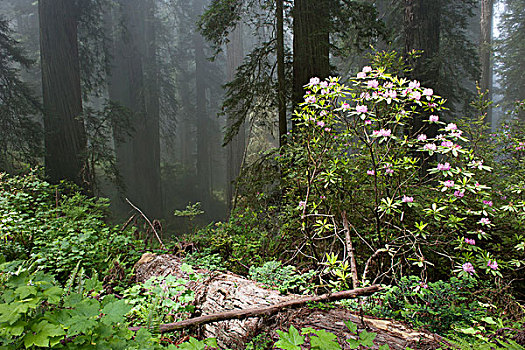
[105,0,162,217]
[404,0,442,89]
[226,25,245,210]
[480,0,493,125]
[292,0,331,110]
[276,0,287,146]
[0,17,40,170]
[194,0,212,208]
[39,0,88,187]
[497,0,525,120]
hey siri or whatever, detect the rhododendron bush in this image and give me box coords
[278,64,525,287]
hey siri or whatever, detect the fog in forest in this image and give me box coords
[0,0,523,236]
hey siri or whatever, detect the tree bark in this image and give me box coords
[404,0,441,141]
[105,0,162,217]
[292,0,330,125]
[39,0,87,188]
[480,0,493,127]
[277,0,287,146]
[194,0,212,210]
[226,25,245,211]
[134,254,445,350]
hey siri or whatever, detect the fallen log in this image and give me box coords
[130,285,381,332]
[133,254,445,349]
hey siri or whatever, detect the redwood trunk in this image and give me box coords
[292,0,330,124]
[39,0,87,188]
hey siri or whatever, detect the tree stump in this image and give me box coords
[134,254,445,349]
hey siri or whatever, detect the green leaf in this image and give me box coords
[66,315,98,336]
[275,326,304,350]
[310,329,341,350]
[379,345,391,350]
[15,285,37,299]
[23,320,64,348]
[43,286,63,304]
[101,300,132,325]
[348,338,360,349]
[4,320,27,336]
[344,320,358,334]
[359,330,377,347]
[177,337,207,350]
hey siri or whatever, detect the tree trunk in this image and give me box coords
[404,0,441,140]
[480,0,493,127]
[194,0,212,210]
[292,0,330,124]
[105,0,162,218]
[134,254,445,350]
[226,25,245,211]
[39,0,87,188]
[277,0,287,146]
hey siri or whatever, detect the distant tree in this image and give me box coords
[0,17,41,170]
[292,0,330,112]
[226,24,245,210]
[480,0,494,125]
[194,0,212,208]
[497,0,525,120]
[105,0,162,217]
[38,0,88,187]
[200,0,383,147]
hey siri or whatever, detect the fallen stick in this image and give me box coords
[125,198,166,250]
[129,285,381,333]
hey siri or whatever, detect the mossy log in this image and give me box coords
[134,254,445,349]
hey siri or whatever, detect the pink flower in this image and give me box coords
[385,168,394,174]
[483,200,493,207]
[305,96,316,104]
[450,130,463,137]
[444,180,455,188]
[357,72,367,79]
[423,88,434,98]
[356,105,368,113]
[479,217,491,225]
[487,260,498,270]
[367,170,375,176]
[298,201,306,208]
[402,195,414,203]
[409,80,420,89]
[367,80,379,89]
[417,134,427,141]
[362,66,373,73]
[373,129,392,137]
[317,121,325,127]
[309,77,320,85]
[462,262,475,275]
[386,90,397,99]
[324,127,331,132]
[441,141,454,148]
[320,81,328,88]
[320,110,327,116]
[342,102,350,110]
[445,123,458,131]
[410,91,422,101]
[464,238,476,245]
[437,162,451,171]
[429,115,439,122]
[454,190,464,198]
[424,143,437,151]
[364,120,372,125]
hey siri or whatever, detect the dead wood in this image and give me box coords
[130,285,381,333]
[133,254,446,349]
